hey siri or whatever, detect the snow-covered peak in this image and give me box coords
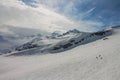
[50,31,63,38]
[62,29,80,35]
[9,27,114,55]
[68,29,81,33]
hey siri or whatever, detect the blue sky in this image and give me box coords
[22,0,120,28]
[0,0,120,33]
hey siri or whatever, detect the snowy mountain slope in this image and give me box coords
[4,29,81,55]
[0,25,47,54]
[50,28,112,53]
[0,26,120,80]
[9,28,112,56]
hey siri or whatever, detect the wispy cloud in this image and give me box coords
[0,0,80,32]
[86,7,96,14]
[1,0,119,33]
[0,0,103,33]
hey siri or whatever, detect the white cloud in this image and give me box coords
[0,27,15,37]
[0,0,80,32]
[77,20,103,32]
[0,0,103,33]
[0,27,13,34]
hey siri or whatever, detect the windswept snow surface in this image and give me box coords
[0,27,120,80]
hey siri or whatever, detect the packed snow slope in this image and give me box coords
[0,26,120,80]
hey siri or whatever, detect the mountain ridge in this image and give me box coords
[7,27,114,56]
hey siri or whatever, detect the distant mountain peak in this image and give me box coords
[68,29,80,33]
[62,29,80,36]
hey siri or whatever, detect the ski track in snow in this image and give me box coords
[0,28,120,80]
